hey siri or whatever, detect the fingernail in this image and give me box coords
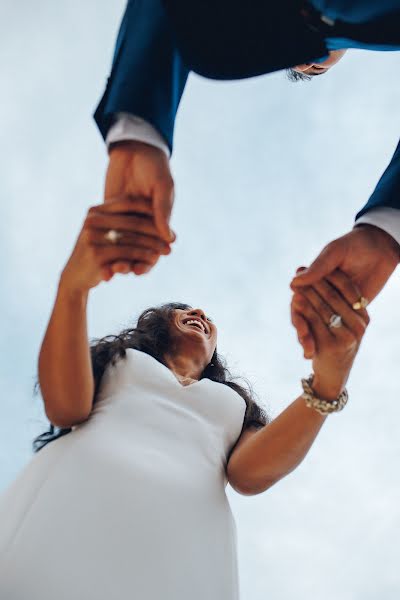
[296,266,308,275]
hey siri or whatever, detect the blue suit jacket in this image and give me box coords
[94,0,189,153]
[94,0,400,220]
[356,141,400,218]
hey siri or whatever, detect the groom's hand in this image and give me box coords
[105,140,176,244]
[290,225,400,358]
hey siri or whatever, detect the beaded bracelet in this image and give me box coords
[301,374,348,415]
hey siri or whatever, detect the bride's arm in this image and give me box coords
[228,389,328,496]
[38,198,171,428]
[38,282,93,429]
[227,270,369,495]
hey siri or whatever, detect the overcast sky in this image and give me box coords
[1,2,400,598]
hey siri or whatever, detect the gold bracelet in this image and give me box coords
[301,374,348,415]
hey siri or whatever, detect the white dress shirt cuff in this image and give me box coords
[355,207,400,248]
[105,113,170,158]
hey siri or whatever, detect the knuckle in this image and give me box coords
[88,205,101,216]
[85,214,103,230]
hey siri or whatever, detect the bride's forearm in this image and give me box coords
[38,275,94,428]
[227,394,327,495]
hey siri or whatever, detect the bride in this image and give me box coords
[0,198,369,600]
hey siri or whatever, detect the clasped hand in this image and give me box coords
[290,270,370,399]
[61,197,171,293]
[290,225,399,359]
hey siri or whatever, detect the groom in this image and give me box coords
[94,0,400,354]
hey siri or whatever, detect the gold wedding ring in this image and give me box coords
[104,229,123,244]
[352,297,369,311]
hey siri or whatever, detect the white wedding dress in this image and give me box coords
[0,348,247,599]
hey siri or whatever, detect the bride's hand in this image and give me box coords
[60,197,172,293]
[292,269,370,400]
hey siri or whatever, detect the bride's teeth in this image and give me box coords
[185,319,205,332]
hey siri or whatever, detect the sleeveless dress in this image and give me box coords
[0,348,247,600]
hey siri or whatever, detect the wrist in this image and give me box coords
[311,373,345,402]
[58,272,90,303]
[302,374,349,415]
[356,223,400,262]
[108,139,163,156]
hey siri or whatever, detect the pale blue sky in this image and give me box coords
[1,2,400,598]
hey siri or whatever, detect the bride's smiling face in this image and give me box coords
[171,307,218,361]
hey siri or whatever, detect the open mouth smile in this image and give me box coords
[182,317,208,335]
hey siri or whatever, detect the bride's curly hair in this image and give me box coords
[32,302,270,453]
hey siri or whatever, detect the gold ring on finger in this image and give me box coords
[329,314,343,329]
[104,229,123,244]
[352,296,369,311]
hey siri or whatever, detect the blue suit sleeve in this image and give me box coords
[356,140,400,219]
[94,0,190,153]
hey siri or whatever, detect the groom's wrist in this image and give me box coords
[106,113,170,157]
[355,207,400,259]
[356,223,400,262]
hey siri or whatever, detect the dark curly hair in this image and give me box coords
[33,302,270,453]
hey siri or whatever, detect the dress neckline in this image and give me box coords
[130,348,209,390]
[160,360,207,389]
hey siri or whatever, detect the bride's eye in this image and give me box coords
[206,316,213,323]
